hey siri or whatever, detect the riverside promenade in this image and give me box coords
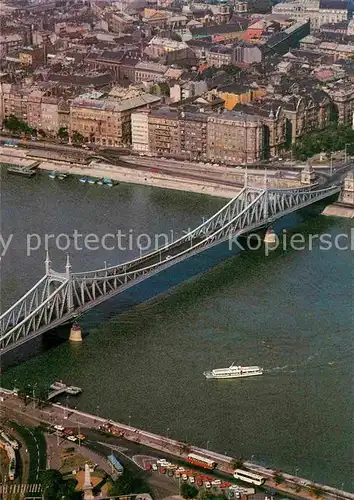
[1,388,352,500]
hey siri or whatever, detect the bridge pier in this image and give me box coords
[69,323,82,342]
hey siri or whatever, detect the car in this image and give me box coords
[220,482,232,488]
[145,463,152,470]
[182,474,188,481]
[63,428,74,435]
[156,459,167,465]
[157,459,170,466]
[77,434,86,440]
[189,476,195,484]
[196,477,203,487]
[152,464,158,471]
[212,480,221,486]
[54,425,65,431]
[205,481,211,489]
[67,436,77,442]
[159,467,166,474]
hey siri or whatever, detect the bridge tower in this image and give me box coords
[301,161,316,185]
[45,250,51,275]
[65,254,74,312]
[341,171,354,205]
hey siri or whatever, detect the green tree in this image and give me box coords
[230,458,244,469]
[3,114,23,132]
[41,469,63,499]
[58,127,69,140]
[72,131,85,145]
[274,471,284,484]
[180,482,199,499]
[40,469,82,499]
[110,468,153,497]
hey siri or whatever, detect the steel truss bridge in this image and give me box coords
[0,184,340,354]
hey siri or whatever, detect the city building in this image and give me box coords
[131,109,151,152]
[272,0,348,29]
[179,110,208,160]
[323,81,354,124]
[70,93,161,147]
[148,107,180,156]
[232,42,263,65]
[216,83,266,110]
[207,110,264,164]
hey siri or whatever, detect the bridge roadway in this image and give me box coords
[1,388,353,500]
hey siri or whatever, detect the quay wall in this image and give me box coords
[1,388,353,500]
[322,203,354,218]
[37,159,238,199]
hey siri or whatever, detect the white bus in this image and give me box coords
[233,469,265,486]
[187,453,216,470]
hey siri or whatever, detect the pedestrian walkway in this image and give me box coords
[0,483,42,494]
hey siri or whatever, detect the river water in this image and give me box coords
[1,172,353,491]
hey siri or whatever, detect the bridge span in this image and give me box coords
[0,183,341,355]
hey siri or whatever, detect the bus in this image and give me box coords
[108,454,124,474]
[233,469,265,486]
[186,453,216,470]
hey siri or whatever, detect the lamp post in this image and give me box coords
[32,383,37,409]
[295,467,299,477]
[330,153,333,176]
[128,414,131,427]
[345,143,351,164]
[166,427,170,438]
[206,440,210,450]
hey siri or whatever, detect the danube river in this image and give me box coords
[1,172,353,491]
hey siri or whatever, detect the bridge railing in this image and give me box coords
[71,187,255,279]
[0,279,70,349]
[0,276,48,331]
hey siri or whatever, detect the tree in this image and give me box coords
[274,471,284,484]
[110,468,153,497]
[40,469,63,499]
[40,469,82,499]
[3,114,22,132]
[180,482,199,499]
[291,123,354,161]
[308,485,322,498]
[230,458,244,469]
[58,127,69,140]
[72,131,84,145]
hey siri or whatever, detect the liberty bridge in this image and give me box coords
[0,183,341,355]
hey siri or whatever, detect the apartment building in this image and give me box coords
[70,93,160,147]
[207,111,264,164]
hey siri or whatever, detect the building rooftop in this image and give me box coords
[72,93,161,112]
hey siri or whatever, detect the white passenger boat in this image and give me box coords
[203,363,263,379]
[50,381,67,390]
[65,386,82,395]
